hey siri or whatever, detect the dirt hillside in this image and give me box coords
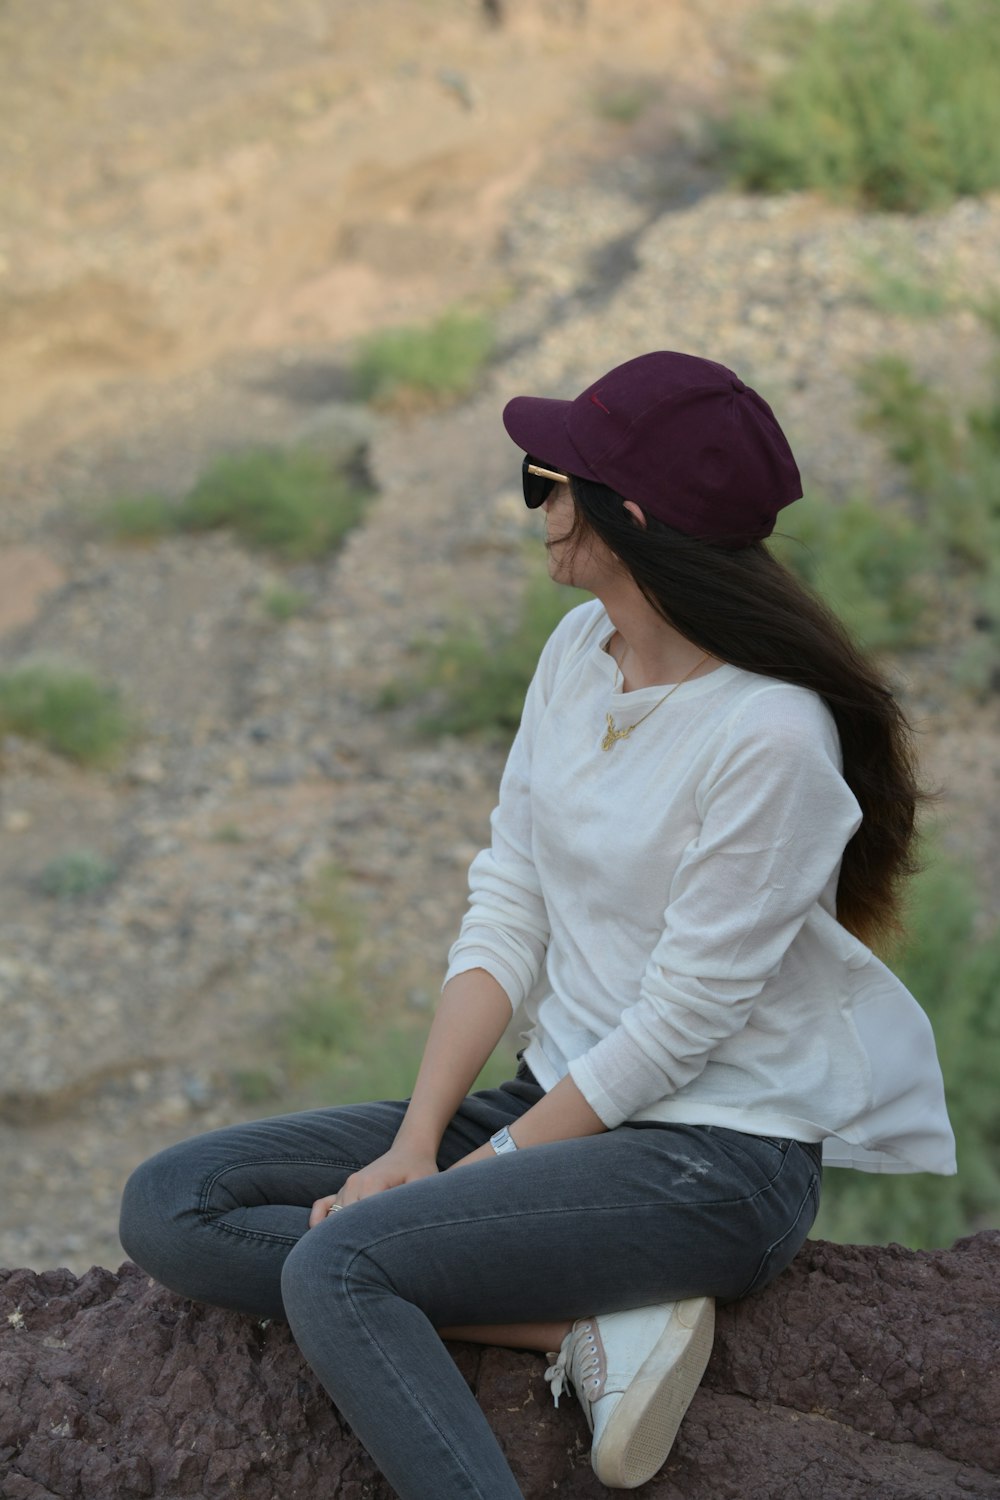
[0,0,750,469]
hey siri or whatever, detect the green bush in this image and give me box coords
[97,447,372,560]
[857,357,961,517]
[176,449,371,559]
[352,309,495,410]
[287,984,428,1106]
[286,985,510,1107]
[955,555,1000,694]
[211,823,247,843]
[261,583,311,621]
[770,491,931,650]
[230,1066,285,1106]
[857,252,951,320]
[814,852,1000,1247]
[719,0,1000,211]
[0,663,131,764]
[97,493,176,540]
[283,867,417,1101]
[591,78,658,125]
[858,350,1000,690]
[386,569,587,738]
[38,849,118,899]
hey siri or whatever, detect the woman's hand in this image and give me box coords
[308,1147,440,1227]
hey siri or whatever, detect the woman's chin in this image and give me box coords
[546,549,572,586]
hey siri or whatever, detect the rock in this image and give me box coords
[1,1233,997,1499]
[123,753,166,787]
[292,400,378,468]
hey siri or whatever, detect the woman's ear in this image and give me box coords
[623,500,647,528]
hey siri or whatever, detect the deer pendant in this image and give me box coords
[601,714,634,751]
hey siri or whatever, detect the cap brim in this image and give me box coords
[502,395,600,481]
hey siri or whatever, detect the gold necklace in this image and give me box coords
[602,649,711,752]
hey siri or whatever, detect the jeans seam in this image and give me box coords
[202,1219,301,1246]
[197,1155,366,1246]
[197,1155,366,1215]
[732,1170,820,1301]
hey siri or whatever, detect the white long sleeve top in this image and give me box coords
[445,599,956,1175]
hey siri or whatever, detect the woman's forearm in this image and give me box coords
[497,1071,606,1146]
[393,968,607,1167]
[393,969,514,1155]
[446,1072,606,1170]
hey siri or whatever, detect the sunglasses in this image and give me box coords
[522,455,570,510]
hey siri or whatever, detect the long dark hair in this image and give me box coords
[566,475,930,953]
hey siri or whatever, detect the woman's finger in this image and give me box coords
[309,1193,342,1228]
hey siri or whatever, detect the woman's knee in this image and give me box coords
[281,1221,335,1315]
[118,1142,198,1280]
[280,1217,381,1329]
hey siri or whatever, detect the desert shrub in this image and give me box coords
[175,449,371,559]
[261,583,311,621]
[814,852,1000,1248]
[286,984,429,1106]
[97,494,176,540]
[858,358,961,516]
[0,663,131,764]
[719,0,1000,211]
[231,1066,285,1106]
[857,251,951,319]
[955,556,1000,694]
[384,569,587,737]
[281,867,423,1102]
[861,354,1000,563]
[211,823,247,843]
[770,490,932,650]
[352,309,495,410]
[859,350,1000,690]
[97,447,372,560]
[37,849,118,899]
[591,77,658,125]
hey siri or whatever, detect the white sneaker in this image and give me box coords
[545,1298,715,1489]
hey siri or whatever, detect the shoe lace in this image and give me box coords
[544,1319,603,1408]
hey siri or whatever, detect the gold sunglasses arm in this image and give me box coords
[526,463,570,483]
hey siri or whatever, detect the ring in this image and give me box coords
[326,1203,345,1214]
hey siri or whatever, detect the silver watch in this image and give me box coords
[489,1126,518,1155]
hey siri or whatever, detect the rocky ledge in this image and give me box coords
[1,1232,997,1499]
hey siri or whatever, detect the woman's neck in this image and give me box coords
[598,582,717,691]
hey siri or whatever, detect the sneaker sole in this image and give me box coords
[590,1296,715,1490]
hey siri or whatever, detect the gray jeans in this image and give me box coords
[119,1064,821,1500]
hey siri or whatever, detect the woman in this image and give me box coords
[120,351,956,1499]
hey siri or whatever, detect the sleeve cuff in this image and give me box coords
[442,952,519,1014]
[567,1054,630,1130]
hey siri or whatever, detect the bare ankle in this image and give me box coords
[438,1319,574,1354]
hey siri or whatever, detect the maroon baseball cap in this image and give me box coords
[503,350,802,547]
